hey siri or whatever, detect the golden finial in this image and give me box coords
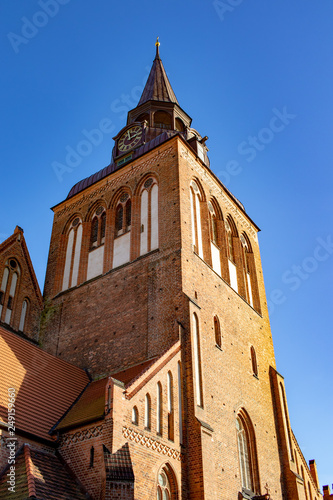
[155,37,160,59]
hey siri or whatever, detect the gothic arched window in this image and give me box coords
[225,216,238,292]
[113,192,132,268]
[190,180,203,258]
[251,346,258,377]
[240,233,254,307]
[0,259,20,326]
[157,382,163,435]
[144,393,151,430]
[214,315,222,348]
[62,217,82,291]
[140,177,159,256]
[236,411,259,495]
[157,464,178,500]
[208,199,224,276]
[19,298,29,332]
[115,194,131,236]
[167,371,174,441]
[90,206,106,249]
[192,313,203,407]
[132,406,139,425]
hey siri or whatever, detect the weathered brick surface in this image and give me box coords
[0,226,42,341]
[38,135,322,499]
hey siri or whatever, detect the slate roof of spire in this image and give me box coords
[137,44,179,106]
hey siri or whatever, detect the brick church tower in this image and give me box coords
[36,41,322,499]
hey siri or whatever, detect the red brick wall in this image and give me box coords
[0,227,42,341]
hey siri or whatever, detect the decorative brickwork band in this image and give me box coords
[55,147,173,219]
[60,425,103,445]
[180,146,258,241]
[122,426,182,461]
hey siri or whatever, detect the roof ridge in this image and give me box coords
[24,444,37,498]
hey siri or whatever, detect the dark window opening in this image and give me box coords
[89,446,94,468]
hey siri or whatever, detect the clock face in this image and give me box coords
[118,125,142,153]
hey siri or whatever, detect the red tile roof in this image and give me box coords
[0,445,91,500]
[0,327,89,441]
[54,359,157,432]
[111,358,157,386]
[55,378,106,432]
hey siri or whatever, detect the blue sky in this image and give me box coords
[1,0,332,488]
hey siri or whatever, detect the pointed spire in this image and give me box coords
[155,36,160,60]
[138,39,179,106]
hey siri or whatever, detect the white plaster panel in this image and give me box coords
[211,242,221,276]
[150,184,159,250]
[62,228,74,290]
[87,246,104,281]
[1,267,9,291]
[247,273,253,307]
[195,194,203,258]
[113,232,131,268]
[140,190,148,255]
[71,224,82,287]
[228,259,238,293]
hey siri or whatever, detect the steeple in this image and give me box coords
[137,38,179,106]
[126,39,192,134]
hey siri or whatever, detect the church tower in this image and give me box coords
[40,41,322,500]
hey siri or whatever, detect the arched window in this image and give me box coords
[301,467,309,500]
[144,393,151,430]
[190,180,203,258]
[140,178,159,256]
[236,411,259,495]
[90,206,106,249]
[132,406,139,425]
[308,482,313,500]
[225,216,238,292]
[167,371,174,441]
[87,206,107,280]
[136,113,149,124]
[0,260,21,326]
[19,299,29,332]
[214,315,222,348]
[154,110,172,129]
[115,194,131,236]
[279,382,293,461]
[240,233,254,306]
[89,446,94,468]
[157,382,162,435]
[157,464,178,500]
[251,346,258,377]
[113,193,132,268]
[175,118,185,132]
[177,362,183,445]
[62,217,82,291]
[294,450,299,474]
[208,200,223,276]
[192,313,203,407]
